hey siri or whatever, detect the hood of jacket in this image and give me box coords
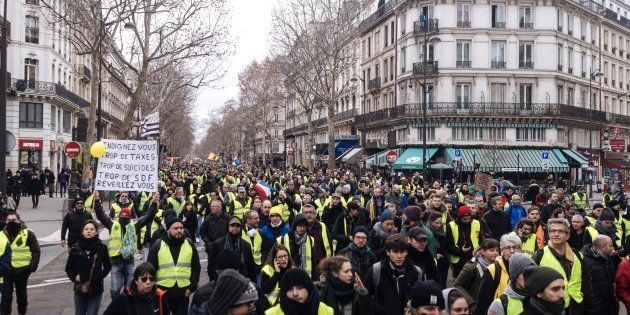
[581,244,610,263]
[291,213,307,233]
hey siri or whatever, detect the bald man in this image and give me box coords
[581,235,618,314]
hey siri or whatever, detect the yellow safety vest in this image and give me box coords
[233,197,252,219]
[261,265,280,304]
[539,246,583,307]
[586,226,622,248]
[0,233,7,283]
[277,234,314,277]
[111,203,134,218]
[442,211,449,232]
[242,229,263,266]
[138,192,151,213]
[167,197,186,216]
[84,194,95,218]
[319,221,332,257]
[602,193,612,207]
[487,258,509,300]
[572,192,587,209]
[508,231,537,257]
[265,303,333,315]
[156,240,193,288]
[140,221,161,244]
[314,198,330,218]
[8,229,31,268]
[108,220,136,258]
[449,219,481,264]
[278,201,291,222]
[494,295,524,315]
[586,215,597,226]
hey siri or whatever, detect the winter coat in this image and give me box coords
[26,177,40,195]
[581,244,618,315]
[482,210,511,242]
[61,208,94,247]
[337,246,377,280]
[453,257,488,307]
[103,283,167,315]
[207,234,257,282]
[524,184,540,203]
[364,258,422,315]
[616,255,630,310]
[332,213,366,252]
[322,203,346,231]
[260,221,290,259]
[199,212,231,250]
[505,203,527,229]
[65,237,111,294]
[179,209,198,239]
[147,235,201,293]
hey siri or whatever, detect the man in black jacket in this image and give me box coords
[365,234,422,315]
[207,217,257,282]
[582,235,618,315]
[321,193,346,230]
[60,198,93,249]
[332,201,366,253]
[147,217,200,315]
[482,197,511,241]
[338,226,377,279]
[199,199,230,255]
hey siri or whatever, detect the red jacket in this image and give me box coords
[616,255,630,310]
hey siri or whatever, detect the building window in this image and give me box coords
[519,5,533,28]
[375,31,380,53]
[491,83,506,103]
[390,21,395,44]
[491,42,506,68]
[516,128,546,142]
[567,14,574,35]
[384,25,388,48]
[24,58,38,87]
[383,60,388,83]
[423,43,435,61]
[567,48,573,73]
[557,129,566,142]
[19,102,43,128]
[456,41,471,68]
[272,143,280,153]
[396,128,410,142]
[567,87,574,105]
[456,83,470,109]
[519,84,533,109]
[491,4,506,28]
[519,42,533,68]
[374,96,380,110]
[50,106,56,131]
[416,127,436,141]
[367,36,371,58]
[400,47,406,72]
[452,127,485,141]
[489,128,507,140]
[389,57,394,81]
[400,13,406,35]
[557,10,563,31]
[63,109,71,133]
[557,45,563,70]
[25,15,39,44]
[457,4,471,27]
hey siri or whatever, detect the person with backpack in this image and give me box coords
[364,235,423,315]
[452,238,499,311]
[486,253,536,315]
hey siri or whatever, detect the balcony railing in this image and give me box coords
[491,61,506,69]
[334,109,357,122]
[80,64,91,79]
[557,64,563,71]
[519,61,533,69]
[283,117,327,136]
[492,21,506,28]
[25,27,39,43]
[457,20,470,27]
[519,22,533,29]
[10,78,91,109]
[456,61,471,68]
[26,0,39,4]
[568,67,573,74]
[368,77,381,92]
[413,19,439,33]
[612,79,616,86]
[413,61,439,74]
[56,84,90,108]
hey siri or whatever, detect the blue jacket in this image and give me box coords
[505,203,527,229]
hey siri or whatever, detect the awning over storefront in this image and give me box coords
[558,149,589,168]
[323,140,359,159]
[367,149,403,167]
[339,147,363,163]
[392,148,439,170]
[608,159,630,169]
[446,148,569,173]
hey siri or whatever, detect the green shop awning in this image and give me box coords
[448,148,569,173]
[392,148,438,170]
[561,149,589,168]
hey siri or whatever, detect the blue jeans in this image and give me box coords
[110,259,134,300]
[74,292,102,315]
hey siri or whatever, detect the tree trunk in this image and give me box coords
[262,135,267,166]
[327,100,335,172]
[81,50,101,183]
[114,63,148,139]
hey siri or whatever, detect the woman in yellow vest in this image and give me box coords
[261,244,294,305]
[265,268,333,315]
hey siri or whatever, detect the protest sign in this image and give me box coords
[474,172,494,192]
[94,139,159,191]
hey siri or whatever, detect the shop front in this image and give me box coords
[602,151,630,190]
[18,139,43,170]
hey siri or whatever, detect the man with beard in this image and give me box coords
[332,201,367,254]
[358,184,372,208]
[446,206,482,277]
[207,217,257,282]
[406,227,438,282]
[148,217,200,315]
[260,206,290,260]
[258,199,271,227]
[584,209,622,250]
[110,191,135,218]
[582,235,618,315]
[522,266,566,315]
[322,193,346,230]
[338,226,377,279]
[61,197,94,249]
[482,197,512,241]
[276,214,317,279]
[302,204,332,264]
[384,184,403,212]
[427,194,451,229]
[365,187,386,223]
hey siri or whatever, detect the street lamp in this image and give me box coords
[420,28,441,181]
[587,67,603,198]
[0,1,9,193]
[350,74,368,174]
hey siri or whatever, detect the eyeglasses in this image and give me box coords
[502,245,520,251]
[139,277,155,283]
[276,254,289,259]
[549,229,568,235]
[353,235,367,240]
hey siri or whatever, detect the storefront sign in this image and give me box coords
[18,139,43,150]
[610,139,627,152]
[94,139,159,191]
[334,135,360,141]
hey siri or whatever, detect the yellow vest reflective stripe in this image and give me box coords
[522,234,537,257]
[458,191,465,203]
[233,198,252,219]
[140,221,160,244]
[539,246,583,307]
[586,216,597,226]
[572,192,587,209]
[442,211,449,232]
[108,221,123,257]
[0,233,7,284]
[227,192,236,203]
[487,258,509,300]
[241,230,262,266]
[320,222,332,257]
[279,202,291,222]
[261,265,280,304]
[167,197,185,216]
[156,240,193,288]
[603,193,611,207]
[314,198,330,218]
[276,234,313,277]
[586,226,621,248]
[265,303,334,315]
[449,219,481,264]
[111,203,134,218]
[9,229,31,268]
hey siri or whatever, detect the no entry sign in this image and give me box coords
[63,141,82,159]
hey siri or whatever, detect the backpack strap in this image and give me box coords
[372,262,382,291]
[492,263,502,290]
[499,294,509,314]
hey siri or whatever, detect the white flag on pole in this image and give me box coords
[140,112,160,138]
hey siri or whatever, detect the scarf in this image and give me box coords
[280,286,320,315]
[224,233,242,253]
[321,276,356,315]
[77,235,100,252]
[294,232,309,270]
[595,220,618,242]
[524,296,564,315]
[347,243,371,255]
[373,222,393,238]
[475,251,493,271]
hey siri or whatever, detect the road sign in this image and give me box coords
[386,150,398,163]
[318,154,328,161]
[454,149,462,161]
[362,154,369,161]
[541,159,550,170]
[541,151,549,160]
[63,141,82,159]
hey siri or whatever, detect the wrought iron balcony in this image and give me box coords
[80,64,91,80]
[492,21,506,28]
[413,61,439,75]
[55,84,90,108]
[519,61,533,69]
[334,109,357,122]
[413,19,439,33]
[10,78,91,109]
[491,61,506,69]
[25,27,38,44]
[457,20,470,28]
[557,64,563,71]
[519,22,533,29]
[456,61,471,68]
[368,77,381,92]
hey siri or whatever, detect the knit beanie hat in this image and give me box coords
[165,216,183,230]
[280,268,312,293]
[607,200,620,208]
[523,266,563,296]
[380,209,395,222]
[162,209,177,221]
[352,226,369,237]
[216,249,241,271]
[403,206,422,222]
[233,282,258,306]
[269,206,283,217]
[119,207,132,217]
[509,253,536,280]
[409,280,444,309]
[208,269,250,314]
[457,206,472,218]
[600,209,616,221]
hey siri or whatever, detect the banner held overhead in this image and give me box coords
[94,139,159,191]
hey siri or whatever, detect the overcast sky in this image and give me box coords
[192,0,274,140]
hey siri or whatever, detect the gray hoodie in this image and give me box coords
[487,283,526,315]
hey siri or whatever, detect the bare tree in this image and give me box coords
[271,0,364,171]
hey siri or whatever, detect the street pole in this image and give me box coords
[517,154,520,185]
[421,21,428,182]
[0,1,8,193]
[136,105,140,140]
